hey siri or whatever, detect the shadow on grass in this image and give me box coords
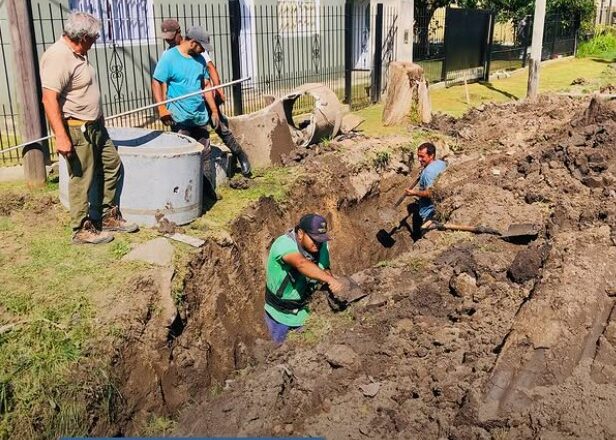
[586,56,616,63]
[481,82,519,100]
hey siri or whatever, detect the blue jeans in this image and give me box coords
[264,311,301,344]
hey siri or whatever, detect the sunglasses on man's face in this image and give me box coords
[307,234,324,250]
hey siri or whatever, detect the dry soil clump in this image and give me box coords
[110,96,616,439]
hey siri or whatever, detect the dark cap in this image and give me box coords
[185,26,213,52]
[160,19,180,39]
[298,214,331,243]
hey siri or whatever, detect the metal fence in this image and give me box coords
[0,12,20,166]
[489,14,579,73]
[489,17,530,72]
[413,7,446,83]
[413,8,579,83]
[0,0,401,165]
[0,2,581,166]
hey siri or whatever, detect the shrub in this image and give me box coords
[577,26,616,60]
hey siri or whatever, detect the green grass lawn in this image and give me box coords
[189,166,301,234]
[430,57,615,116]
[355,57,614,124]
[0,181,162,439]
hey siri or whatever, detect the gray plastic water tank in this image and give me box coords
[59,127,203,227]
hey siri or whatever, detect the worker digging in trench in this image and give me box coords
[404,142,447,240]
[264,214,344,344]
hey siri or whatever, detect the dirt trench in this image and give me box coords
[164,96,616,440]
[109,151,420,435]
[103,96,616,439]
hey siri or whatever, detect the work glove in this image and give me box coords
[158,105,173,126]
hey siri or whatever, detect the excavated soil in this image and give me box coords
[111,96,616,439]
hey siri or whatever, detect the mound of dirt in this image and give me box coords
[108,96,616,439]
[0,191,56,216]
[430,95,584,152]
[0,192,26,215]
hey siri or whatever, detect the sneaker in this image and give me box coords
[102,206,139,233]
[72,220,114,245]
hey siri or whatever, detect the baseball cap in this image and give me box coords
[298,214,331,243]
[185,26,213,52]
[160,19,180,39]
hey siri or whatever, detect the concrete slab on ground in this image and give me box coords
[123,237,174,266]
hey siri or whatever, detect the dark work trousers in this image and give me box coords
[407,202,426,242]
[171,124,217,200]
[206,96,245,162]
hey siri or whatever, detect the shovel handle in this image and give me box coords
[394,176,421,207]
[440,223,501,235]
[394,193,408,207]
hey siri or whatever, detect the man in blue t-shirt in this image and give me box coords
[152,26,220,196]
[157,19,252,178]
[405,142,447,238]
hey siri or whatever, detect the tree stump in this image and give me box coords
[382,61,432,126]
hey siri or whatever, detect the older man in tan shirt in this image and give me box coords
[40,11,137,244]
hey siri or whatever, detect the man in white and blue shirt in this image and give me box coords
[154,20,252,179]
[405,142,447,238]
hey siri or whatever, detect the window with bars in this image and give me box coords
[69,0,155,43]
[277,0,320,36]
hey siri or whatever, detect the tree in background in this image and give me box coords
[458,0,594,30]
[413,0,594,59]
[415,0,454,56]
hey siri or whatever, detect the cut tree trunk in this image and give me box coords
[382,61,432,126]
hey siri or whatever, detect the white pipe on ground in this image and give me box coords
[0,77,250,155]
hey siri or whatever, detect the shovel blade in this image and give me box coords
[328,276,369,312]
[501,223,540,244]
[376,229,396,248]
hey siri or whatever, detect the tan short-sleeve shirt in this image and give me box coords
[40,38,102,121]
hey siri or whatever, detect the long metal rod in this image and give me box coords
[0,77,250,155]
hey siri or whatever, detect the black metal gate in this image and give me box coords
[442,8,492,84]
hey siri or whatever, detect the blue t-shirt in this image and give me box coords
[153,47,210,127]
[418,159,447,220]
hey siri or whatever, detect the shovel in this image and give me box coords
[425,222,540,244]
[377,175,422,248]
[392,175,421,208]
[376,223,405,248]
[327,276,368,312]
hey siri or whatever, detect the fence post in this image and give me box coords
[228,0,244,116]
[344,0,353,106]
[371,3,384,103]
[441,7,449,82]
[573,13,580,56]
[483,12,495,81]
[550,17,557,59]
[522,16,531,67]
[6,0,48,187]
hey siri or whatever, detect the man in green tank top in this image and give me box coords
[265,214,343,344]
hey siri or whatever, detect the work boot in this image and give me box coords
[102,206,139,233]
[72,219,114,245]
[235,148,252,178]
[224,136,252,178]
